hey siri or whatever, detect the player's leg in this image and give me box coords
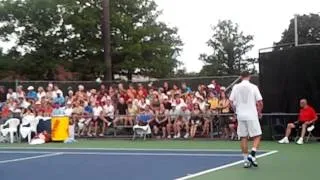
[247,120,262,167]
[166,122,173,138]
[237,121,251,168]
[297,122,308,145]
[278,122,297,144]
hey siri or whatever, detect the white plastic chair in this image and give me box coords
[0,118,20,143]
[20,115,39,143]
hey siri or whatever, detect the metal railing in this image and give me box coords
[6,113,318,141]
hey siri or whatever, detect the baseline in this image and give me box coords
[175,150,279,180]
[0,150,245,157]
[0,146,274,152]
[0,152,63,164]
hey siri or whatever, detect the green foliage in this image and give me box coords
[277,13,320,45]
[0,0,182,80]
[199,20,254,76]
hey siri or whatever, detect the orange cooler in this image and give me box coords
[51,116,69,141]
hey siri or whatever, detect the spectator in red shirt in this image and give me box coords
[137,83,148,98]
[279,99,318,145]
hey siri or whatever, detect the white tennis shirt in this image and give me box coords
[229,80,263,121]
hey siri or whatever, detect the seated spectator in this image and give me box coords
[77,102,93,136]
[16,86,25,99]
[228,115,238,140]
[136,107,153,126]
[218,91,231,139]
[173,105,190,139]
[149,92,160,111]
[126,100,137,126]
[89,89,98,105]
[46,86,54,100]
[53,92,65,106]
[64,101,73,117]
[37,87,46,100]
[167,104,180,138]
[65,90,75,103]
[26,86,37,101]
[208,80,221,96]
[137,84,148,98]
[52,103,65,116]
[201,105,211,137]
[190,103,202,138]
[43,101,53,117]
[162,96,172,110]
[75,85,88,103]
[88,102,104,137]
[100,97,114,136]
[0,86,6,107]
[152,104,169,138]
[113,97,128,127]
[181,82,192,94]
[21,108,35,126]
[53,85,63,99]
[127,84,137,100]
[279,99,318,145]
[19,97,31,110]
[137,96,148,110]
[71,101,84,126]
[0,103,11,124]
[33,101,43,113]
[6,88,17,100]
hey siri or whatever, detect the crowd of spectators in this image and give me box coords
[0,80,238,140]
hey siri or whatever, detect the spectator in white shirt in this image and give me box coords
[6,88,17,100]
[53,85,63,99]
[88,102,104,136]
[137,97,147,110]
[100,97,114,136]
[19,97,30,109]
[16,86,25,99]
[37,87,46,100]
[64,101,73,117]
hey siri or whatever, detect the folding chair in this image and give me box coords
[306,123,316,143]
[295,122,316,143]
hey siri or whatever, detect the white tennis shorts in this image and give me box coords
[237,120,262,138]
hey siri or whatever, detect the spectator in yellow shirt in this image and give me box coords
[218,91,231,139]
[208,92,219,113]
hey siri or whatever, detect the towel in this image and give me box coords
[133,124,152,134]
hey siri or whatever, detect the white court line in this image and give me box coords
[0,151,243,157]
[0,147,273,152]
[175,150,279,180]
[0,152,63,164]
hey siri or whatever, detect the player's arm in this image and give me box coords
[229,86,236,112]
[254,86,263,117]
[308,108,318,124]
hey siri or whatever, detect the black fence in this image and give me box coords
[259,45,320,113]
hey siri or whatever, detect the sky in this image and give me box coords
[1,0,319,73]
[155,0,320,72]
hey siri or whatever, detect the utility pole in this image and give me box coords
[102,0,112,81]
[294,14,298,47]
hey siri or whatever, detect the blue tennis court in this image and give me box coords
[0,148,269,180]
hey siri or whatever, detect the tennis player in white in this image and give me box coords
[229,71,263,168]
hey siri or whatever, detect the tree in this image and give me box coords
[199,20,254,76]
[277,13,320,45]
[0,0,182,80]
[174,67,199,77]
